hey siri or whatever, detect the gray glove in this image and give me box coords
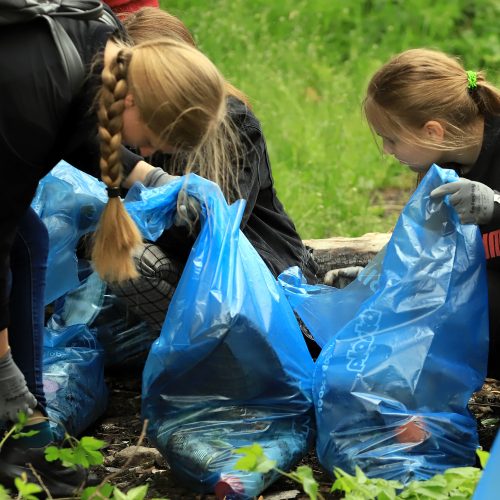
[0,350,37,421]
[430,179,494,225]
[143,167,178,188]
[142,168,200,227]
[174,189,201,227]
[324,266,364,289]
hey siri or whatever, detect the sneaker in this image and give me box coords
[0,442,91,498]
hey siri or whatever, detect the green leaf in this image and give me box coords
[14,474,43,500]
[477,448,490,469]
[73,446,90,468]
[233,443,276,473]
[289,466,319,500]
[111,486,150,500]
[121,485,149,500]
[44,445,62,462]
[81,483,114,500]
[0,485,11,500]
[331,467,401,498]
[44,437,105,470]
[112,487,128,500]
[80,436,107,451]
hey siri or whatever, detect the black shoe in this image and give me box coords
[0,442,89,498]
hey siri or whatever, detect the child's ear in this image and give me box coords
[423,120,445,142]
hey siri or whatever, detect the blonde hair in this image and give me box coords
[92,49,142,282]
[92,38,241,281]
[123,7,250,107]
[364,48,500,150]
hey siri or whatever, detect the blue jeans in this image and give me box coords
[8,208,48,411]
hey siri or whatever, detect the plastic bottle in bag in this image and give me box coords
[163,419,311,499]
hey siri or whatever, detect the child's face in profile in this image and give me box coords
[376,125,444,174]
[122,93,175,156]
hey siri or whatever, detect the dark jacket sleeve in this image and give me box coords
[227,99,266,229]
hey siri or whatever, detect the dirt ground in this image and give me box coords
[87,367,500,500]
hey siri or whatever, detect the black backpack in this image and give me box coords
[0,0,121,94]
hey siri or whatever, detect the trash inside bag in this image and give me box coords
[49,264,159,368]
[279,165,489,483]
[126,175,315,499]
[32,160,107,304]
[43,324,108,440]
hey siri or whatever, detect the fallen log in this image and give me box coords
[305,232,391,282]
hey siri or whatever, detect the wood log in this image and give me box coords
[304,232,391,281]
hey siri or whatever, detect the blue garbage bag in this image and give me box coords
[43,324,108,440]
[49,264,159,368]
[31,160,107,304]
[279,165,488,483]
[126,175,315,498]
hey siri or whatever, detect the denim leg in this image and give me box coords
[9,208,48,410]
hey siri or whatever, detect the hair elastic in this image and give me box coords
[106,186,121,198]
[466,70,478,91]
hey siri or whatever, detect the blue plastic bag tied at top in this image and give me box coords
[43,324,108,441]
[279,165,489,484]
[126,175,315,499]
[32,161,107,304]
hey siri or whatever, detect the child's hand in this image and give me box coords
[324,266,364,288]
[174,189,200,228]
[430,178,495,225]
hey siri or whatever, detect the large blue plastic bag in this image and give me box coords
[43,324,108,440]
[49,266,159,368]
[279,165,488,483]
[31,160,107,304]
[125,175,315,498]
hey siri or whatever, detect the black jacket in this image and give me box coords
[0,15,140,329]
[462,114,500,377]
[150,98,318,283]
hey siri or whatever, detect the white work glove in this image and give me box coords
[324,266,364,289]
[0,350,37,422]
[430,179,494,225]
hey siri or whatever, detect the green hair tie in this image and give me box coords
[466,70,478,90]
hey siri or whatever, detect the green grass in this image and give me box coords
[159,0,500,238]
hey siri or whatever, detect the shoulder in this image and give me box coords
[227,96,261,132]
[58,17,119,64]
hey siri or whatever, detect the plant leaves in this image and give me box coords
[233,443,276,473]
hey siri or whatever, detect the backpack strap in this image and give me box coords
[43,14,85,95]
[45,1,122,95]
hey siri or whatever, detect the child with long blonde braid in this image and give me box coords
[92,38,242,281]
[364,48,500,379]
[95,16,320,357]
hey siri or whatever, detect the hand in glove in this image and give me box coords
[430,178,495,225]
[142,167,200,228]
[324,266,364,289]
[174,188,201,228]
[0,350,37,422]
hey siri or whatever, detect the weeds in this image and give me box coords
[0,416,168,500]
[234,443,490,500]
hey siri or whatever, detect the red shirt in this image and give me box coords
[103,0,159,17]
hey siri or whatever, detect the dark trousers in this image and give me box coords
[8,208,48,410]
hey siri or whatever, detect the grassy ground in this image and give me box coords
[159,0,500,239]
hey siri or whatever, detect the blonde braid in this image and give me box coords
[92,48,142,282]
